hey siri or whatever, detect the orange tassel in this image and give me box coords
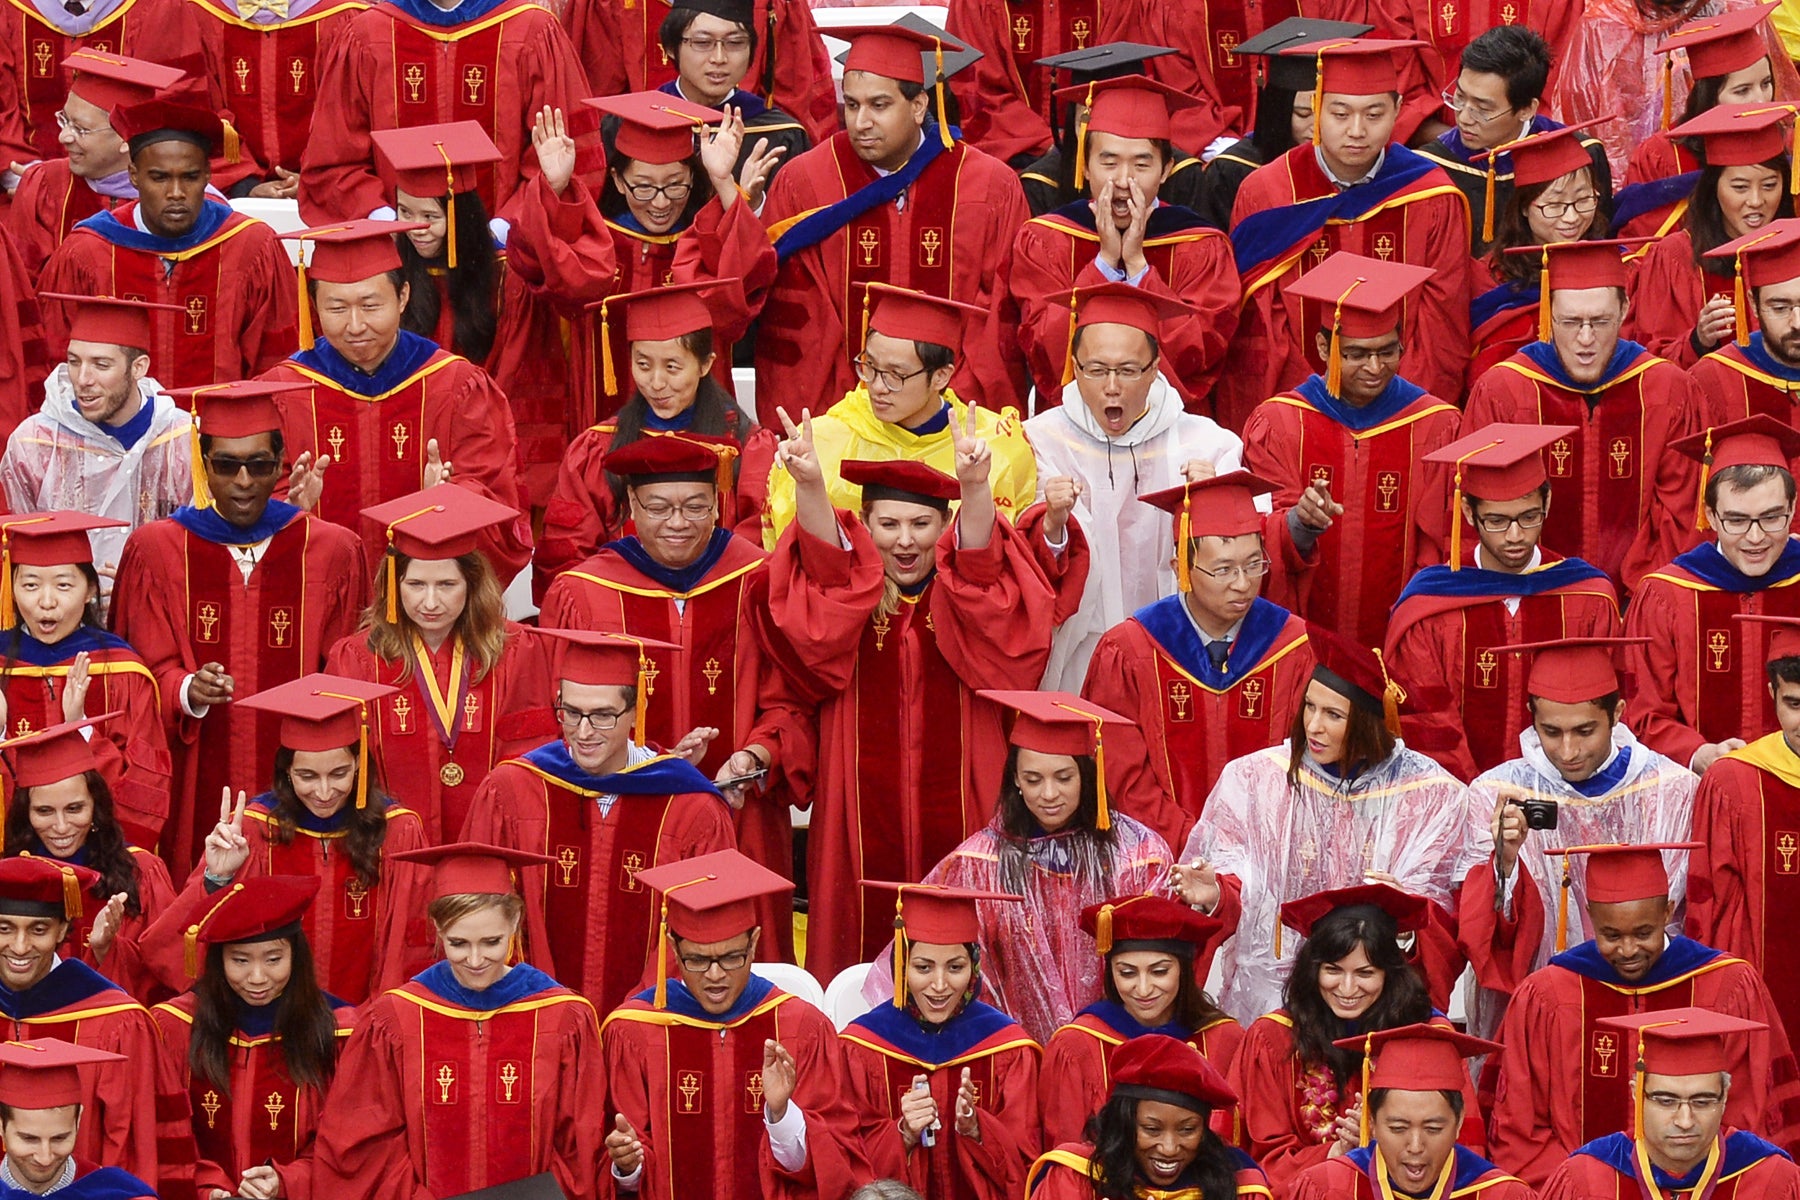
[60,865,82,922]
[1735,257,1750,347]
[1095,903,1114,955]
[1358,1032,1374,1145]
[296,260,314,351]
[1450,468,1464,571]
[1074,83,1096,190]
[434,141,459,270]
[933,42,952,150]
[1790,115,1799,196]
[1661,57,1674,131]
[1555,853,1572,952]
[1093,724,1110,831]
[860,286,874,358]
[188,424,213,511]
[1325,328,1344,398]
[1537,251,1553,343]
[599,299,617,399]
[1312,51,1326,147]
[1482,157,1497,244]
[1372,647,1405,737]
[634,645,651,737]
[1060,290,1080,389]
[1273,914,1283,959]
[1695,428,1714,531]
[654,900,673,1008]
[1,536,11,631]
[222,118,241,166]
[386,551,399,624]
[1176,502,1192,594]
[355,711,370,808]
[892,891,909,1007]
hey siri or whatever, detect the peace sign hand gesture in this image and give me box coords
[203,788,251,882]
[775,406,821,486]
[949,403,990,489]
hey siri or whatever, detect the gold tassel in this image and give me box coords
[600,298,617,399]
[1095,903,1114,954]
[1060,289,1080,388]
[60,865,83,921]
[1736,257,1750,347]
[1537,251,1553,343]
[1325,327,1344,398]
[1372,648,1405,737]
[296,260,314,351]
[386,551,399,624]
[1358,1032,1374,1145]
[1450,467,1464,571]
[1555,853,1572,952]
[189,423,213,511]
[1482,157,1497,244]
[355,707,370,809]
[654,896,673,1008]
[1695,428,1714,531]
[1661,57,1674,131]
[1273,914,1283,959]
[1074,83,1096,190]
[222,118,241,166]
[892,891,909,1007]
[433,141,459,270]
[1176,502,1192,594]
[861,287,874,358]
[1312,51,1327,147]
[1,533,13,631]
[1093,722,1110,831]
[933,41,952,150]
[634,645,650,737]
[1791,115,1800,195]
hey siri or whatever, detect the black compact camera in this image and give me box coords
[1520,798,1560,830]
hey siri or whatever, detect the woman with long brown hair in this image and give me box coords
[152,875,355,1200]
[327,486,555,842]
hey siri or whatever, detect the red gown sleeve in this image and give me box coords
[1485,973,1580,1186]
[671,194,778,340]
[503,174,620,310]
[1456,858,1549,996]
[943,0,1053,164]
[756,513,888,701]
[929,513,1058,691]
[1683,763,1755,960]
[1011,502,1092,627]
[1623,237,1707,367]
[1079,626,1191,851]
[1038,1030,1109,1149]
[759,1006,875,1199]
[310,1000,435,1200]
[1622,577,1705,767]
[82,851,178,1002]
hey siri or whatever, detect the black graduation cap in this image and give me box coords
[447,1176,568,1200]
[831,11,984,83]
[1236,17,1376,91]
[673,0,752,24]
[1035,41,1177,83]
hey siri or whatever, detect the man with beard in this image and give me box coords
[1693,219,1800,456]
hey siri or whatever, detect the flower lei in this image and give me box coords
[1298,1059,1340,1141]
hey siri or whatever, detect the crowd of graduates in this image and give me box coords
[4,0,1800,1195]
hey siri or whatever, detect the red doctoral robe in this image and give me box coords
[1026,1142,1273,1200]
[37,200,297,392]
[297,0,601,223]
[1687,736,1800,1047]
[756,510,1056,983]
[839,999,1043,1200]
[0,225,42,442]
[1242,382,1459,648]
[5,159,114,280]
[1692,339,1800,452]
[458,750,736,1010]
[1039,1010,1245,1149]
[1291,1147,1535,1200]
[1625,232,1737,369]
[539,532,804,954]
[602,978,870,1200]
[1217,145,1471,432]
[1383,551,1623,782]
[1539,1132,1800,1200]
[1145,0,1291,148]
[1619,132,1701,240]
[151,992,357,1200]
[1485,939,1800,1186]
[110,507,369,879]
[311,965,608,1200]
[757,132,1031,421]
[1462,345,1703,594]
[325,625,557,843]
[41,845,176,1003]
[1007,203,1241,412]
[260,338,534,580]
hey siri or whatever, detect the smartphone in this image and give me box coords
[717,767,769,790]
[915,1078,938,1147]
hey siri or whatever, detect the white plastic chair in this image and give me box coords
[752,961,826,1011]
[824,962,874,1031]
[228,197,307,265]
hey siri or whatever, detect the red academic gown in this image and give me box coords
[1540,1131,1800,1200]
[756,132,1031,421]
[1145,0,1289,148]
[1039,1007,1245,1149]
[1623,543,1800,768]
[1232,1011,1486,1196]
[1619,132,1702,240]
[1466,262,1541,395]
[312,963,608,1200]
[5,159,113,281]
[1080,595,1315,849]
[1008,201,1241,412]
[0,630,171,850]
[1026,1142,1273,1200]
[1625,231,1739,369]
[1218,145,1472,433]
[1692,337,1800,450]
[1485,937,1800,1186]
[755,510,1056,983]
[839,998,1043,1200]
[561,0,837,145]
[0,225,42,442]
[602,977,871,1200]
[457,748,737,1010]
[533,412,777,594]
[110,506,369,879]
[1687,737,1800,1056]
[34,844,176,1004]
[37,200,298,392]
[1383,551,1623,782]
[538,532,804,956]
[1292,1146,1535,1200]
[0,959,196,1194]
[324,625,556,843]
[297,0,601,224]
[1462,344,1703,595]
[152,991,357,1200]
[189,0,366,178]
[260,334,534,580]
[1242,378,1459,648]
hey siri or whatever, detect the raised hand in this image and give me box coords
[897,1073,939,1149]
[670,725,720,764]
[1168,857,1220,913]
[1120,178,1151,278]
[954,1066,981,1139]
[949,403,991,489]
[700,107,745,196]
[87,892,128,963]
[287,451,330,513]
[1095,180,1124,270]
[204,788,252,882]
[422,439,453,488]
[60,652,91,723]
[531,105,577,198]
[1042,475,1080,543]
[737,136,786,209]
[775,407,822,486]
[762,1039,798,1122]
[605,1113,645,1175]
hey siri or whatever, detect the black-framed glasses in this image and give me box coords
[1643,1092,1724,1114]
[1533,195,1600,221]
[554,704,626,732]
[1191,558,1270,581]
[678,947,751,973]
[853,354,931,392]
[620,180,693,203]
[1474,509,1547,533]
[205,454,283,479]
[681,34,751,54]
[1072,359,1152,383]
[1712,508,1794,536]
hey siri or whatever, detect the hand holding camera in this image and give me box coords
[1492,790,1557,880]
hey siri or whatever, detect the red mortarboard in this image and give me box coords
[39,293,179,351]
[610,279,736,343]
[1281,38,1420,98]
[372,121,500,200]
[534,628,680,737]
[1656,3,1780,81]
[1332,1022,1503,1092]
[1511,636,1648,705]
[978,689,1131,829]
[1136,470,1276,593]
[1051,280,1192,338]
[583,90,713,165]
[1110,1033,1238,1112]
[1470,120,1607,243]
[284,220,427,349]
[233,674,397,808]
[0,856,99,920]
[1423,423,1577,567]
[363,485,520,621]
[862,282,984,351]
[0,1038,125,1110]
[1597,1007,1765,1077]
[1670,413,1800,529]
[0,714,120,789]
[166,380,307,440]
[1546,842,1699,903]
[1502,240,1652,342]
[1279,882,1432,942]
[1079,893,1224,957]
[1738,612,1800,662]
[1667,101,1799,170]
[181,874,320,974]
[861,880,1018,1006]
[835,23,966,85]
[1308,624,1405,734]
[634,848,795,1005]
[111,99,231,160]
[839,458,961,508]
[604,432,734,481]
[1283,253,1433,397]
[63,50,185,114]
[387,841,555,901]
[1051,74,1198,188]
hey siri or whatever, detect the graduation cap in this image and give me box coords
[582,90,715,165]
[39,292,180,352]
[1542,841,1701,950]
[1502,239,1652,342]
[859,881,1018,1007]
[0,512,126,628]
[1052,75,1201,189]
[1273,878,1428,965]
[1282,38,1423,147]
[603,431,737,498]
[1737,612,1800,662]
[977,689,1131,829]
[1037,40,1173,83]
[1329,1022,1502,1143]
[111,98,236,162]
[372,122,502,270]
[362,485,521,622]
[1669,413,1800,529]
[1509,635,1648,707]
[533,628,681,738]
[0,1038,126,1110]
[447,1177,569,1200]
[1136,471,1278,593]
[1110,1033,1238,1113]
[388,841,555,901]
[1656,2,1781,127]
[1307,623,1406,735]
[1282,253,1434,397]
[181,874,320,975]
[1078,892,1223,958]
[0,856,99,921]
[63,50,185,114]
[587,279,740,399]
[830,14,981,86]
[1712,219,1800,350]
[164,379,312,512]
[634,848,794,1006]
[1234,18,1375,93]
[1422,423,1576,566]
[1471,118,1610,243]
[1046,281,1191,387]
[0,714,120,790]
[1667,102,1800,193]
[1596,1008,1763,1155]
[860,281,984,353]
[832,21,968,149]
[282,220,428,349]
[233,674,398,809]
[838,458,961,511]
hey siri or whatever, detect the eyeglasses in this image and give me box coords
[1712,508,1794,535]
[853,354,932,392]
[54,112,110,139]
[1550,316,1619,336]
[678,947,751,973]
[1439,87,1510,123]
[1072,359,1152,383]
[204,454,283,479]
[635,499,716,522]
[1643,1092,1724,1115]
[1191,558,1271,582]
[681,34,752,55]
[619,180,693,203]
[1533,195,1600,221]
[1339,344,1404,366]
[554,704,626,732]
[1473,508,1547,532]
